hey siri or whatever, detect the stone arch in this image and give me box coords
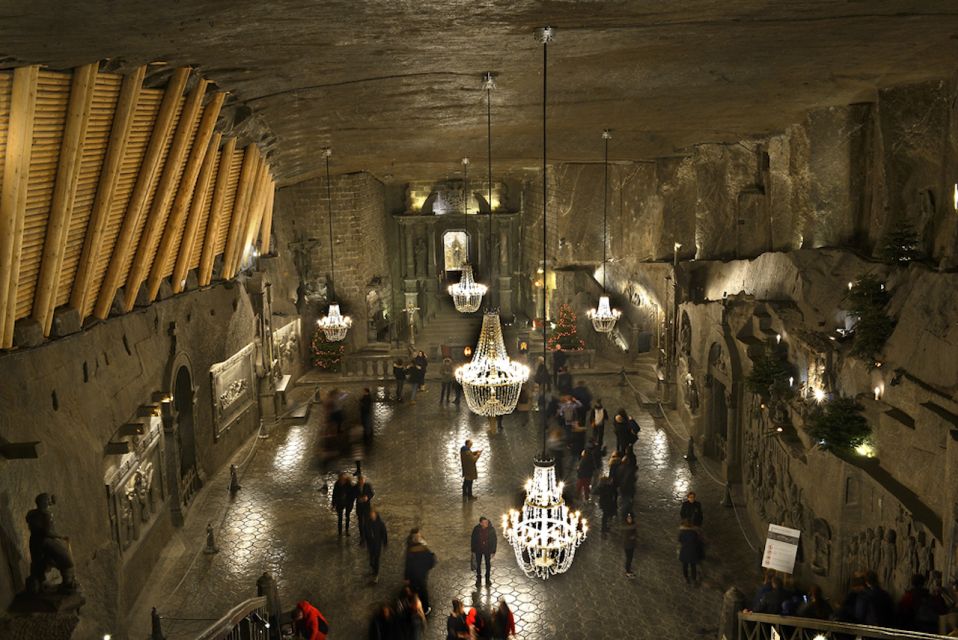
[165,350,202,516]
[704,332,744,478]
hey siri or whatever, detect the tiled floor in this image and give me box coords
[131,372,760,639]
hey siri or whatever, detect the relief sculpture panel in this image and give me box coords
[105,415,164,553]
[210,343,256,439]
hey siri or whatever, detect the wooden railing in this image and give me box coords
[739,611,952,640]
[195,596,271,640]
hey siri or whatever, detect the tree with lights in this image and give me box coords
[547,303,586,351]
[311,327,345,371]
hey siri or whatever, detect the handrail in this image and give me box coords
[195,596,268,640]
[739,611,952,640]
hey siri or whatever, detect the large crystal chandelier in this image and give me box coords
[501,26,587,580]
[455,311,529,416]
[503,456,587,579]
[317,148,352,342]
[587,130,621,333]
[448,264,486,313]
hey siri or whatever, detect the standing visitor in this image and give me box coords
[292,600,329,640]
[414,350,429,391]
[622,512,638,578]
[552,345,567,388]
[460,440,481,500]
[678,518,702,585]
[331,473,356,537]
[596,476,616,536]
[575,450,594,503]
[470,516,497,587]
[447,599,469,640]
[680,491,704,527]
[355,475,375,547]
[404,529,437,616]
[440,357,455,404]
[591,400,607,449]
[366,509,388,583]
[556,366,573,395]
[570,379,592,423]
[360,387,374,446]
[617,451,637,517]
[613,410,629,455]
[325,388,347,434]
[393,358,407,402]
[492,598,516,639]
[408,358,425,404]
[533,357,550,401]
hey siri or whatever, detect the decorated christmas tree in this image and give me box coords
[310,327,346,370]
[547,303,586,351]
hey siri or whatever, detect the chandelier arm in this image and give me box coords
[325,150,335,298]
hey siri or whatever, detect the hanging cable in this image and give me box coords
[603,130,609,292]
[539,27,553,457]
[486,72,494,309]
[324,148,335,296]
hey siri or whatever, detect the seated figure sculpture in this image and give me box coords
[25,493,77,594]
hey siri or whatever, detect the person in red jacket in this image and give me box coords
[291,600,329,640]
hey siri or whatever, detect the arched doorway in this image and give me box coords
[173,366,199,505]
[706,343,729,461]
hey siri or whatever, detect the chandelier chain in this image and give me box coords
[325,149,335,296]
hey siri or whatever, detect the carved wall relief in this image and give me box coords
[272,319,301,375]
[210,343,256,439]
[105,416,165,553]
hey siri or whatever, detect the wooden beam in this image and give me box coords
[70,65,145,321]
[221,145,259,280]
[147,91,225,299]
[123,77,209,310]
[104,441,131,455]
[33,63,98,335]
[0,441,45,459]
[198,137,236,286]
[236,164,271,273]
[258,179,275,254]
[172,132,220,293]
[93,67,190,320]
[0,65,39,348]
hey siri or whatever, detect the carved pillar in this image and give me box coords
[498,221,513,317]
[425,220,438,319]
[725,385,741,483]
[403,222,415,278]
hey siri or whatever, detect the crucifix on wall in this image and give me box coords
[403,302,420,348]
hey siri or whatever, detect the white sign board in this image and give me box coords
[762,523,801,574]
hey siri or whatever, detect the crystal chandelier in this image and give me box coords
[587,130,621,333]
[455,311,529,416]
[317,148,352,342]
[503,456,588,580]
[448,263,486,313]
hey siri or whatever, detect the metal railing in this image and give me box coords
[195,596,271,640]
[739,611,951,640]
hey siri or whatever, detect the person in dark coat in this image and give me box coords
[492,598,516,639]
[596,476,616,535]
[678,519,702,585]
[551,346,567,388]
[413,351,429,389]
[757,574,788,613]
[447,599,469,640]
[534,357,550,396]
[855,571,895,627]
[835,574,866,622]
[590,400,607,449]
[556,367,573,395]
[617,452,637,517]
[292,600,330,640]
[460,440,481,500]
[331,473,356,536]
[355,475,375,547]
[395,585,426,640]
[575,450,595,503]
[607,452,621,514]
[680,492,704,527]
[393,359,407,402]
[570,380,592,423]
[797,584,833,620]
[470,516,498,587]
[368,603,399,640]
[439,357,455,404]
[408,359,425,403]
[404,529,437,615]
[613,410,630,454]
[360,387,374,446]
[622,512,638,578]
[366,509,388,582]
[898,573,947,632]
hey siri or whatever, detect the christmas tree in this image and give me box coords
[878,217,923,264]
[547,303,586,351]
[310,327,346,370]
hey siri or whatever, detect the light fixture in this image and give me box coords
[448,264,487,313]
[953,183,957,212]
[503,26,586,580]
[455,311,529,416]
[317,148,352,342]
[587,130,621,333]
[812,387,826,403]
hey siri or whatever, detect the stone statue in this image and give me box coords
[204,522,219,554]
[881,528,897,588]
[25,493,77,594]
[917,531,934,577]
[811,518,831,576]
[869,527,882,572]
[134,468,152,523]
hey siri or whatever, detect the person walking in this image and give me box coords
[446,599,469,640]
[292,600,330,640]
[622,512,638,578]
[366,509,388,582]
[368,602,398,640]
[355,475,375,547]
[470,516,498,587]
[678,518,703,585]
[680,491,704,527]
[607,451,621,515]
[395,585,427,640]
[492,598,516,640]
[439,357,455,404]
[331,473,356,536]
[570,379,592,424]
[393,358,407,402]
[413,350,429,390]
[551,345,567,388]
[617,452,637,517]
[591,400,607,449]
[404,529,437,616]
[460,440,481,500]
[533,356,550,403]
[613,410,630,455]
[360,387,374,446]
[596,475,616,536]
[575,450,594,503]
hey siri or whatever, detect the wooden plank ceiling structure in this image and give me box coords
[0,62,275,349]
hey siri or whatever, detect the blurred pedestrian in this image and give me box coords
[355,475,375,547]
[393,359,407,402]
[331,473,355,537]
[447,599,469,639]
[440,357,455,404]
[678,518,702,585]
[460,440,481,500]
[361,387,374,446]
[492,598,516,639]
[366,509,388,582]
[404,529,437,616]
[622,512,638,578]
[575,450,594,502]
[680,491,703,527]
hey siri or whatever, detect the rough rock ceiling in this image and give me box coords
[3,1,958,185]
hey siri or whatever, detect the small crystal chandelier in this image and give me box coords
[587,130,621,333]
[502,26,587,581]
[455,311,529,416]
[317,147,352,342]
[503,456,588,580]
[448,263,486,313]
